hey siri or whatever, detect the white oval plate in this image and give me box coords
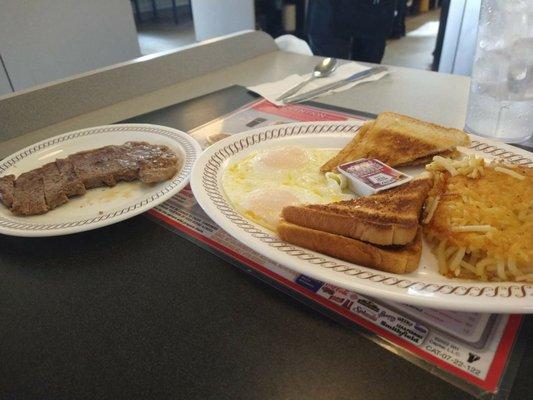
[0,124,201,237]
[191,121,533,313]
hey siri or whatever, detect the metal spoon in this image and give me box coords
[275,58,338,102]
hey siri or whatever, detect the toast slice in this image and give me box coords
[321,112,469,172]
[282,177,432,246]
[320,120,375,173]
[395,149,460,167]
[278,221,422,274]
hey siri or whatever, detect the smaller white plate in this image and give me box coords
[0,124,201,237]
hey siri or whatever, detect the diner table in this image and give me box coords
[0,31,531,400]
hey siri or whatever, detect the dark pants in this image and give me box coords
[305,0,395,64]
[309,35,387,63]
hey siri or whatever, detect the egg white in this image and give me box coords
[222,146,354,231]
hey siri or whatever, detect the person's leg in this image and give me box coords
[308,35,351,59]
[390,0,407,38]
[307,0,349,58]
[351,37,387,63]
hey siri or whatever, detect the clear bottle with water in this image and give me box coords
[465,0,533,143]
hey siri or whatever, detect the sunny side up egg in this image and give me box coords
[222,146,355,231]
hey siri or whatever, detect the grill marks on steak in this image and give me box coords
[0,141,179,216]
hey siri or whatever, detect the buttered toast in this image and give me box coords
[278,221,422,274]
[282,177,432,246]
[321,112,469,172]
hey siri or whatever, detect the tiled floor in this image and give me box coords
[382,8,441,70]
[136,8,441,70]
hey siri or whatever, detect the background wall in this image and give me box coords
[191,0,254,41]
[0,0,141,95]
[0,57,12,94]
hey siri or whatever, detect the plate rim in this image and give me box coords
[190,120,533,313]
[0,123,201,237]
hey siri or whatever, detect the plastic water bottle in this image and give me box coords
[465,0,533,143]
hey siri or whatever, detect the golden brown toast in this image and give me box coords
[395,149,460,167]
[320,120,374,173]
[321,112,469,172]
[282,177,432,246]
[278,221,422,274]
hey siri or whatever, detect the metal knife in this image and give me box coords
[282,66,387,104]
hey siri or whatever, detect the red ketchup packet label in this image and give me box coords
[337,159,412,195]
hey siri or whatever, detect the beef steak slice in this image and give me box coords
[11,169,49,215]
[56,158,87,197]
[3,142,179,216]
[122,142,180,183]
[68,146,118,189]
[42,162,69,209]
[110,145,140,182]
[68,145,144,189]
[0,175,16,208]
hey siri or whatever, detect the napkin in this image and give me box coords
[247,62,388,106]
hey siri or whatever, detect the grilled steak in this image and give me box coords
[0,175,15,208]
[56,158,87,197]
[42,162,69,210]
[122,142,180,183]
[1,141,180,216]
[11,169,49,216]
[69,146,120,189]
